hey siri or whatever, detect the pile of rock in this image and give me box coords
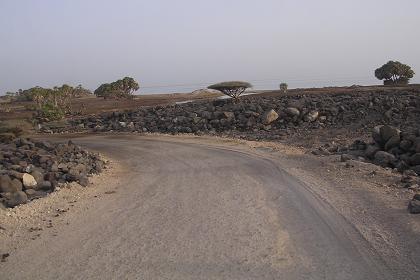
[41,90,420,139]
[0,138,105,208]
[341,125,420,175]
[335,125,420,214]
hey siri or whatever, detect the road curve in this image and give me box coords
[1,135,393,279]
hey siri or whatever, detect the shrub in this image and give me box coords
[208,81,252,99]
[37,103,65,121]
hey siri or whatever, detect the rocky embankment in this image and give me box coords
[317,125,420,213]
[0,138,105,208]
[42,90,420,141]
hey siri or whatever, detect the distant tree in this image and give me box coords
[208,81,252,99]
[29,87,51,108]
[94,77,139,99]
[375,61,415,85]
[279,83,288,93]
[72,84,92,97]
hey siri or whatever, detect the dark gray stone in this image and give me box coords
[0,175,17,193]
[408,199,420,214]
[410,153,420,166]
[374,151,396,167]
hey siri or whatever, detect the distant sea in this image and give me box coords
[140,77,383,94]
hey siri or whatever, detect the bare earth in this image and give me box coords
[1,134,419,279]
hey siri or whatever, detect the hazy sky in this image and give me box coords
[1,0,419,94]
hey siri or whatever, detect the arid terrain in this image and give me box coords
[1,85,420,279]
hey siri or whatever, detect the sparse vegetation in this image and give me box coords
[94,77,139,99]
[5,84,91,121]
[375,61,415,85]
[208,81,252,99]
[279,83,288,93]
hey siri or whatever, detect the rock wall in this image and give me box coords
[44,90,420,140]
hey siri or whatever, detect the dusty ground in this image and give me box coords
[0,134,419,279]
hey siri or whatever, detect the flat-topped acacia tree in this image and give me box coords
[208,81,252,99]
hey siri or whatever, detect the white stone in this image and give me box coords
[22,173,37,188]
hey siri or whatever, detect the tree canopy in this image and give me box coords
[208,81,252,99]
[374,61,415,85]
[94,77,139,98]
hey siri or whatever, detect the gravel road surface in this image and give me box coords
[1,135,395,279]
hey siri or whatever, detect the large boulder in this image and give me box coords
[285,107,300,117]
[11,179,23,192]
[31,170,45,186]
[3,191,28,207]
[22,173,37,189]
[374,151,396,167]
[410,153,420,166]
[38,181,53,191]
[384,135,401,151]
[373,125,400,147]
[399,139,413,152]
[0,175,19,193]
[364,145,381,159]
[261,109,279,125]
[411,165,420,175]
[25,189,48,200]
[408,195,420,214]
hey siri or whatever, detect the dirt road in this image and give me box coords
[0,135,402,279]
